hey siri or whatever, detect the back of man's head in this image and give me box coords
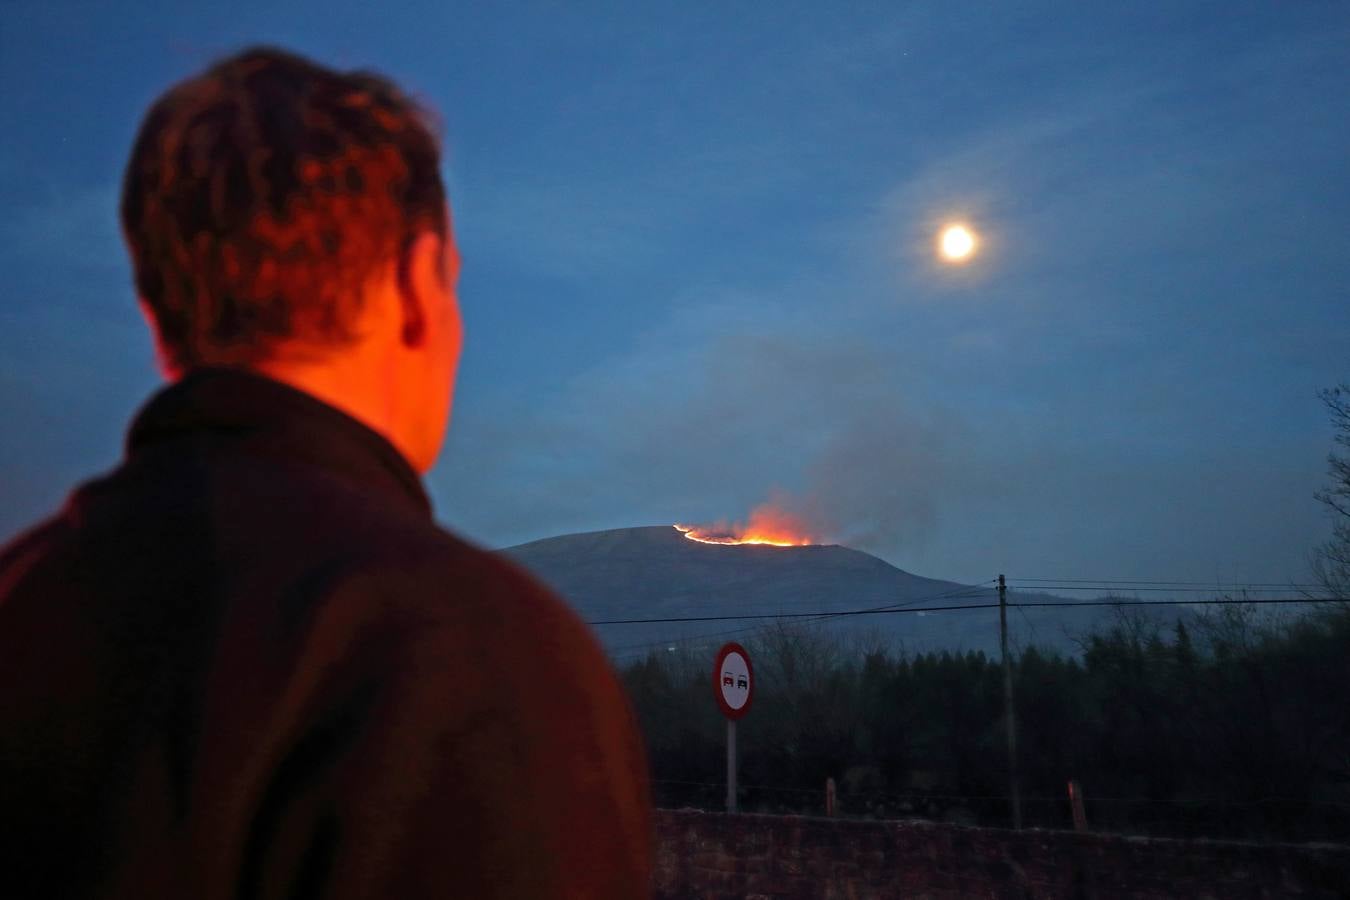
[120,46,447,375]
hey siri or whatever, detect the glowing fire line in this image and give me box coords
[673,524,814,548]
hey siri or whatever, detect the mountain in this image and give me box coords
[499,525,1139,662]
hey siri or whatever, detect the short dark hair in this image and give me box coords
[120,46,447,371]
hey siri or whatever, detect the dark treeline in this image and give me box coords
[618,602,1350,842]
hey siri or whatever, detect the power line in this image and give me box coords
[1008,585,1322,593]
[594,581,994,631]
[594,579,1343,664]
[590,595,1347,629]
[607,611,848,661]
[1009,577,1324,588]
[600,580,996,663]
[589,597,995,626]
[1013,597,1347,609]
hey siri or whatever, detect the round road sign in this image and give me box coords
[713,642,754,720]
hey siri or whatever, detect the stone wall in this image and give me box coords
[653,809,1350,899]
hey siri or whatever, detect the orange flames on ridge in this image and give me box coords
[675,502,820,547]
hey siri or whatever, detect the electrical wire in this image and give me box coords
[1008,577,1324,588]
[591,594,1345,627]
[592,574,1343,664]
[1011,597,1347,608]
[1006,585,1323,593]
[600,580,997,663]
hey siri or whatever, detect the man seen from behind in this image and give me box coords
[0,45,652,899]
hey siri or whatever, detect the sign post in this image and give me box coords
[713,642,754,814]
[727,720,737,814]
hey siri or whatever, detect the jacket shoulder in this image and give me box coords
[0,513,74,601]
[348,527,587,633]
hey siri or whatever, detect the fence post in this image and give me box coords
[1068,779,1088,831]
[826,777,837,817]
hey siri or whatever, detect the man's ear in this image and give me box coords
[136,299,179,381]
[397,231,444,348]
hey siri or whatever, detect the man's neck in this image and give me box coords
[229,358,423,473]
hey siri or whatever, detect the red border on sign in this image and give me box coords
[712,642,754,720]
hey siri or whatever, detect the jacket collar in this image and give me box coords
[126,367,432,518]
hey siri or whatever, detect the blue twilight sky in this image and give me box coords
[1,1,1347,587]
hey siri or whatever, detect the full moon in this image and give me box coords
[939,224,977,262]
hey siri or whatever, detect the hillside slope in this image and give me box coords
[500,525,1127,660]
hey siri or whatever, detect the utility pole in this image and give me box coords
[999,573,1022,829]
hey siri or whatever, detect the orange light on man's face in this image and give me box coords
[939,224,977,262]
